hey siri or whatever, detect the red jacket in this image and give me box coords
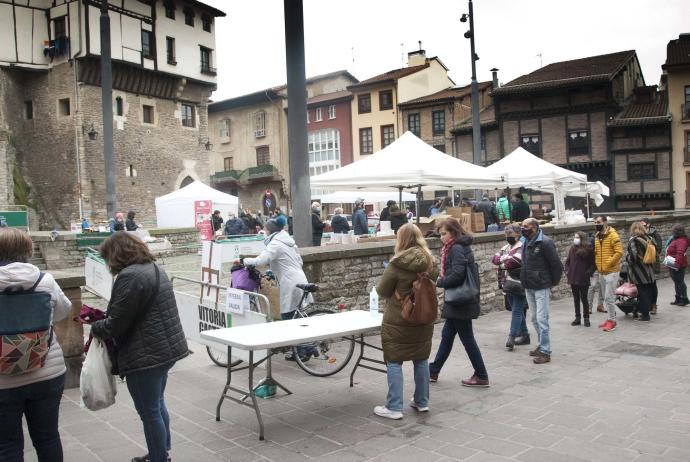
[667,236,690,269]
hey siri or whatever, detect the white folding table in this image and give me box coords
[201,310,384,440]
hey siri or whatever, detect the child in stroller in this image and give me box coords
[615,263,639,317]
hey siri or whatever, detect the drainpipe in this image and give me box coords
[72,0,84,219]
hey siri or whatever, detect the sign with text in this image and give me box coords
[194,200,213,241]
[226,288,250,315]
[84,254,114,301]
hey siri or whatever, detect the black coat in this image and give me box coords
[379,207,391,222]
[125,218,138,231]
[520,232,564,290]
[91,263,189,376]
[212,215,224,232]
[390,212,407,234]
[311,211,325,245]
[331,215,350,233]
[437,235,480,319]
[511,200,530,222]
[565,245,595,286]
[474,200,497,226]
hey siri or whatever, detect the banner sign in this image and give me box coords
[226,288,250,315]
[85,254,114,301]
[194,200,213,241]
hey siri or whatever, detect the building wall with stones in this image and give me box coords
[300,212,690,314]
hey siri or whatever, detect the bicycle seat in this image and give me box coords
[296,283,319,293]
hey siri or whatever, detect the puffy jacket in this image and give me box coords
[0,263,71,390]
[594,227,623,274]
[330,215,350,234]
[565,245,596,286]
[376,247,439,363]
[625,237,655,285]
[666,236,690,269]
[520,230,563,290]
[496,197,511,222]
[390,211,407,234]
[224,218,247,236]
[353,208,368,235]
[438,235,480,319]
[91,263,189,376]
[474,199,497,226]
[511,200,531,222]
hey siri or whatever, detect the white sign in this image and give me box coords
[85,255,114,301]
[226,288,250,315]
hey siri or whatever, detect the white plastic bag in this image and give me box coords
[80,339,117,411]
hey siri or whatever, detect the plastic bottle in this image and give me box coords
[369,287,379,315]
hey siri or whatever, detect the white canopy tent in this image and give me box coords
[155,181,239,228]
[311,131,504,192]
[485,147,610,221]
[317,190,417,204]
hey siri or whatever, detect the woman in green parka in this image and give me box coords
[374,223,439,420]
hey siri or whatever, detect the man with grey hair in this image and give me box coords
[330,207,350,234]
[520,218,563,364]
[311,202,325,246]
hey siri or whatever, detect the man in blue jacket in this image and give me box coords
[352,198,368,235]
[520,218,563,364]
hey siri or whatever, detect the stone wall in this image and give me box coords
[301,212,690,313]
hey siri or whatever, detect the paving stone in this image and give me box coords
[465,435,530,457]
[516,447,590,462]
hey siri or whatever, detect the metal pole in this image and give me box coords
[283,0,311,247]
[100,1,116,220]
[468,0,482,201]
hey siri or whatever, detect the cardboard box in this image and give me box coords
[472,212,485,233]
[258,280,281,321]
[446,207,464,218]
[460,213,472,230]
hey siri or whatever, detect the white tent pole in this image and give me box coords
[398,186,403,208]
[416,185,421,225]
[451,188,455,206]
[586,192,591,220]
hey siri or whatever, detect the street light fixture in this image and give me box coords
[461,0,482,200]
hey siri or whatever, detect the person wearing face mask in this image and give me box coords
[641,217,663,314]
[519,218,563,364]
[565,231,596,326]
[665,224,690,306]
[491,224,529,351]
[593,216,624,332]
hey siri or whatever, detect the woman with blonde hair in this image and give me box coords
[625,221,656,322]
[373,224,438,419]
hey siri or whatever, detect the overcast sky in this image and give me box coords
[205,0,688,101]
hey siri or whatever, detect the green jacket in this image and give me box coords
[496,197,510,222]
[376,247,439,363]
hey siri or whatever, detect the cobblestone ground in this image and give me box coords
[23,256,690,461]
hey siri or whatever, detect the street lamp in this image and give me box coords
[461,0,482,200]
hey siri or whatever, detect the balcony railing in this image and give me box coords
[201,64,217,76]
[210,170,241,183]
[246,164,278,181]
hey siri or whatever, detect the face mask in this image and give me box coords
[595,224,604,232]
[573,238,581,246]
[506,236,517,246]
[521,228,532,239]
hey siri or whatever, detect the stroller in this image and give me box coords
[614,263,638,316]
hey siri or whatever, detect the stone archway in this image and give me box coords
[180,176,195,188]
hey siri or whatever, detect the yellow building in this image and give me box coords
[348,49,454,160]
[664,33,690,208]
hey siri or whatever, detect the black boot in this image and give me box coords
[514,335,530,345]
[584,317,591,327]
[680,298,690,307]
[505,336,515,351]
[671,298,681,305]
[571,316,581,326]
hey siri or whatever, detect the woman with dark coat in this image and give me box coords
[375,224,438,419]
[625,221,656,322]
[91,232,189,462]
[429,218,489,387]
[389,205,407,234]
[666,224,690,306]
[565,231,596,326]
[125,211,139,231]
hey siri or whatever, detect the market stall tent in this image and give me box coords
[317,190,417,204]
[155,181,239,228]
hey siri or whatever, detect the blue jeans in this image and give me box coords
[385,360,429,412]
[525,288,551,355]
[429,319,488,380]
[126,363,173,462]
[507,294,529,338]
[0,374,65,462]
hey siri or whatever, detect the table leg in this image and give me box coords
[350,334,365,387]
[216,345,232,421]
[350,334,387,387]
[248,350,265,440]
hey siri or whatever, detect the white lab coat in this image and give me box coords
[244,231,312,314]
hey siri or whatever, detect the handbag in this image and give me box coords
[444,262,480,303]
[502,278,525,296]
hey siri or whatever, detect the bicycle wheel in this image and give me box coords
[206,346,242,368]
[293,309,355,377]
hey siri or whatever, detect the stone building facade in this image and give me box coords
[0,0,225,229]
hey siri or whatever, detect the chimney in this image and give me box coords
[407,40,426,67]
[490,68,499,89]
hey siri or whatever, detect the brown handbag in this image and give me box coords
[395,272,438,325]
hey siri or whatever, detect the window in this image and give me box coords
[520,134,540,156]
[307,110,310,123]
[254,110,266,137]
[24,101,33,120]
[358,94,371,114]
[686,86,690,105]
[359,127,373,154]
[379,90,393,110]
[164,1,175,19]
[433,144,446,153]
[315,107,323,122]
[567,130,589,155]
[224,157,234,171]
[200,47,214,74]
[183,7,194,26]
[628,162,656,180]
[328,104,336,119]
[256,146,270,166]
[181,103,195,127]
[432,110,445,136]
[218,119,230,139]
[381,125,395,148]
[142,104,154,124]
[308,129,341,177]
[53,16,67,39]
[684,86,690,119]
[58,98,70,116]
[141,30,154,59]
[115,97,123,116]
[407,113,420,136]
[166,37,176,64]
[201,14,212,32]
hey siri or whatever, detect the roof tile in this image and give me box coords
[348,64,429,89]
[399,81,492,106]
[663,34,690,68]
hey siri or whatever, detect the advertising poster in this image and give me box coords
[194,200,213,241]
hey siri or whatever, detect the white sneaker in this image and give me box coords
[374,405,403,420]
[410,399,429,412]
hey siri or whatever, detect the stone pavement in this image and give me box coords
[25,274,690,462]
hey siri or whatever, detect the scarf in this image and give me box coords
[440,239,455,277]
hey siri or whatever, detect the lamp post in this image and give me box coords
[461,0,481,200]
[100,0,116,220]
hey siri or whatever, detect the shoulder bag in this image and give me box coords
[444,261,480,304]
